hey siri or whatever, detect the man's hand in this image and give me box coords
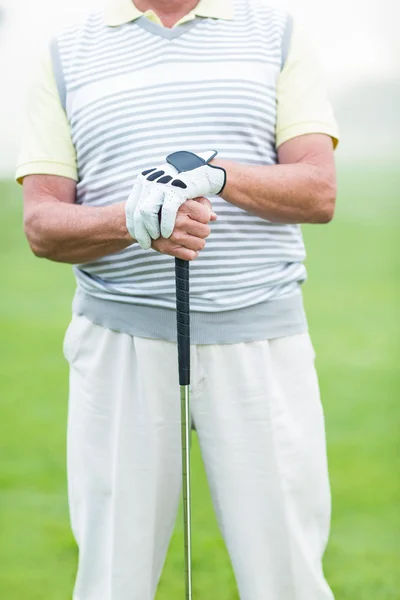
[152,198,217,261]
[126,151,225,249]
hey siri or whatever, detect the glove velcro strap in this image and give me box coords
[166,150,217,174]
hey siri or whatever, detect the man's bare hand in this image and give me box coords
[152,197,217,261]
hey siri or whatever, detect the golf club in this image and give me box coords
[175,257,192,600]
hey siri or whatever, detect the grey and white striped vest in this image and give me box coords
[51,0,308,344]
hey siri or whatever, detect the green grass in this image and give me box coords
[0,165,399,599]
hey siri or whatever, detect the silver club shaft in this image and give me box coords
[180,384,192,599]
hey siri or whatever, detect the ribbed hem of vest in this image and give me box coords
[72,289,308,345]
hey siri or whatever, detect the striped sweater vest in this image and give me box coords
[51,0,309,344]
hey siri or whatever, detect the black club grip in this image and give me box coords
[175,258,190,386]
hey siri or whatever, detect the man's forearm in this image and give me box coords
[214,158,337,224]
[24,200,134,263]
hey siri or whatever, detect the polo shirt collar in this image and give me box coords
[105,0,234,27]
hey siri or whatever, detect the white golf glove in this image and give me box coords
[126,150,226,250]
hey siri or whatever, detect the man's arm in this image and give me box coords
[23,174,215,263]
[23,175,133,263]
[210,19,338,225]
[213,133,336,224]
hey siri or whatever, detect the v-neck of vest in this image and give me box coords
[134,15,204,40]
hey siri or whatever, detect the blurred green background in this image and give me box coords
[0,165,399,599]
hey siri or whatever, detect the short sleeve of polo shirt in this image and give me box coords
[15,19,338,183]
[276,21,339,148]
[15,49,78,183]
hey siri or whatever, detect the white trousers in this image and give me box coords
[64,314,334,600]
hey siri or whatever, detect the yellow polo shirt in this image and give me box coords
[16,0,339,183]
